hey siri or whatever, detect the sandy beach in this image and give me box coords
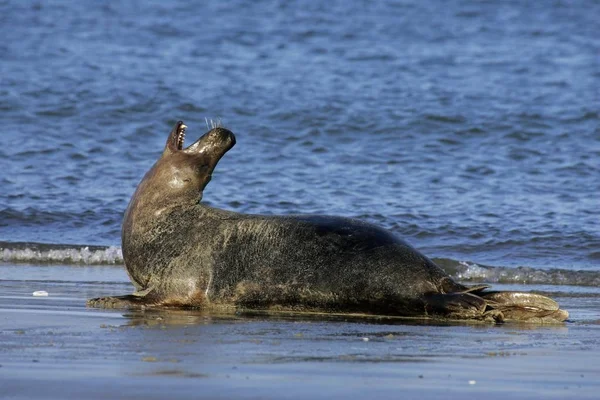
[1,264,598,400]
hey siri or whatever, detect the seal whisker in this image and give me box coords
[205,118,222,130]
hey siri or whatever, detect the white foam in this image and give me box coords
[456,261,490,280]
[1,245,123,265]
[452,260,600,287]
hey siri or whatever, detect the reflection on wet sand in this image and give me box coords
[0,266,597,399]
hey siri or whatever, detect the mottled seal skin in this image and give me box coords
[88,121,569,323]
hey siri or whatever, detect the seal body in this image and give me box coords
[88,121,568,323]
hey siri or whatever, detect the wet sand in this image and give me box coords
[1,264,599,400]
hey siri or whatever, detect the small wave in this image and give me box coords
[0,242,123,265]
[434,258,600,287]
[424,114,467,124]
[1,243,598,287]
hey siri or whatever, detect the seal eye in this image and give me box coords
[196,164,210,174]
[177,124,187,150]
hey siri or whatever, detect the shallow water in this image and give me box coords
[0,0,598,272]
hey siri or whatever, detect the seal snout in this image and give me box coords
[210,127,236,150]
[190,126,236,155]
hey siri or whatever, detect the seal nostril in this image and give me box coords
[213,127,236,145]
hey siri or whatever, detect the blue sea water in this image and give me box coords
[0,1,598,282]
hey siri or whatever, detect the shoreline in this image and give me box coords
[1,264,599,399]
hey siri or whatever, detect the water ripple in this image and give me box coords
[0,0,597,271]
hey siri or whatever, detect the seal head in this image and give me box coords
[120,122,235,292]
[144,121,236,207]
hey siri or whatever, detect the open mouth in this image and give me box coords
[176,123,187,150]
[169,120,235,157]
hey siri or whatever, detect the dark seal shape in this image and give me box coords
[88,121,568,323]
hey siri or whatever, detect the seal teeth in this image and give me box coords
[177,124,187,150]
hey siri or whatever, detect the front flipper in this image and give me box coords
[423,292,504,322]
[87,288,159,309]
[480,291,569,323]
[87,286,209,309]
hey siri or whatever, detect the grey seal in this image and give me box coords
[88,121,568,323]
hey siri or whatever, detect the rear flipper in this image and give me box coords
[479,291,569,323]
[423,291,568,323]
[423,292,505,322]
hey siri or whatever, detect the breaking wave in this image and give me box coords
[433,258,600,287]
[0,241,123,265]
[1,242,599,287]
